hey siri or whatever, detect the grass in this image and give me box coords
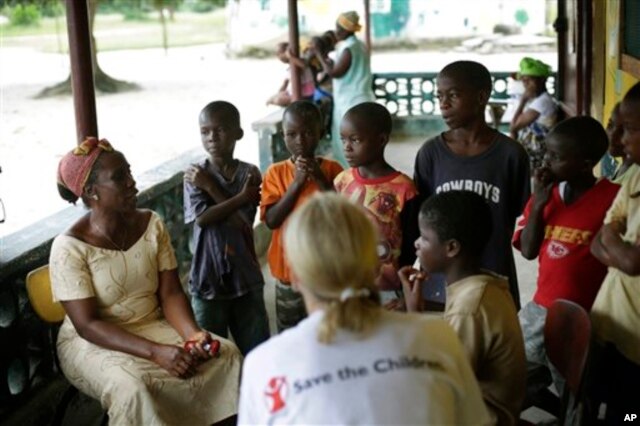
[0,9,227,53]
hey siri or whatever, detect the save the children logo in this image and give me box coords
[264,376,288,414]
[260,356,441,421]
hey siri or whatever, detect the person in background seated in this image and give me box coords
[308,35,334,104]
[50,138,242,425]
[239,193,491,425]
[512,117,619,409]
[400,191,526,426]
[510,57,558,171]
[306,35,334,135]
[266,41,316,107]
[590,82,640,424]
[184,101,270,356]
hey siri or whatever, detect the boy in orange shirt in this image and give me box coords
[261,100,343,332]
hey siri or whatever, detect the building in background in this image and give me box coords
[226,0,554,55]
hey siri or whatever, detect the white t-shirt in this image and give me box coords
[239,310,491,425]
[525,91,557,126]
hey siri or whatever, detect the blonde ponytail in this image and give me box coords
[284,193,382,343]
[316,292,380,343]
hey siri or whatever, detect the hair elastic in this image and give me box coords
[339,287,370,302]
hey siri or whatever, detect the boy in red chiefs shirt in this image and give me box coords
[512,116,619,405]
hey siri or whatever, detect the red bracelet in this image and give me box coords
[184,339,221,356]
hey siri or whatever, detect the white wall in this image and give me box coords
[226,0,549,54]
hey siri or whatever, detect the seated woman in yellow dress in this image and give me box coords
[50,137,242,425]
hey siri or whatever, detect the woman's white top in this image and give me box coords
[239,309,491,425]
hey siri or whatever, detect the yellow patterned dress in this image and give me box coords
[49,211,242,426]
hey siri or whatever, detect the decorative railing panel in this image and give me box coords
[372,72,556,117]
[253,72,557,171]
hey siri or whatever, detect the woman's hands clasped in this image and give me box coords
[150,330,216,379]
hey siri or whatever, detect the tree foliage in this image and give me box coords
[2,0,63,21]
[7,0,226,96]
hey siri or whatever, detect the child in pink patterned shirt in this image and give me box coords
[334,102,418,307]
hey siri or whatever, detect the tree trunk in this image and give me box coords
[37,0,139,98]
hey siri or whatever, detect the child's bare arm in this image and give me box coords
[398,266,427,312]
[304,158,334,191]
[278,78,289,93]
[313,47,351,78]
[519,168,553,259]
[264,182,305,229]
[198,179,259,227]
[399,198,419,267]
[287,52,306,69]
[593,221,640,275]
[264,162,308,229]
[185,165,258,227]
[510,93,539,137]
[591,227,614,266]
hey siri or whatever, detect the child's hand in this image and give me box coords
[398,266,427,312]
[383,298,406,311]
[240,173,261,205]
[303,158,327,183]
[293,156,311,183]
[375,264,402,290]
[532,166,554,209]
[184,165,216,192]
[608,220,626,235]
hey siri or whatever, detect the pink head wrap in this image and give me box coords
[57,137,114,198]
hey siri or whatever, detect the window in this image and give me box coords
[620,0,640,78]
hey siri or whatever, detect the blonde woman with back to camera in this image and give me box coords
[238,193,491,425]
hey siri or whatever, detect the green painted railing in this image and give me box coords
[252,72,556,171]
[372,71,556,116]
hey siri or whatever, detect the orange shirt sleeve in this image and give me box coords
[260,162,287,222]
[322,158,344,186]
